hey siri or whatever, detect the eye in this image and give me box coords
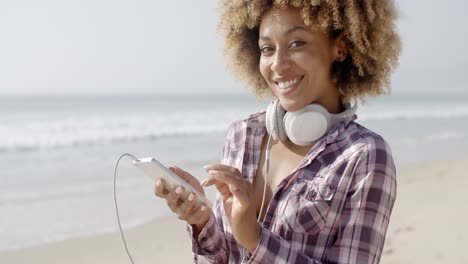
[289,40,306,47]
[259,45,274,55]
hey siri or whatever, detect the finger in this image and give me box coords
[166,186,184,211]
[205,171,252,205]
[216,183,231,197]
[169,166,204,194]
[169,166,193,182]
[200,177,221,187]
[176,192,197,219]
[203,164,241,176]
[154,179,168,198]
[200,178,232,201]
[211,180,232,201]
[201,177,228,191]
[185,205,211,225]
[203,171,242,191]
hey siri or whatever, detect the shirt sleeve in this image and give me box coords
[246,137,397,264]
[185,121,243,263]
[186,194,229,263]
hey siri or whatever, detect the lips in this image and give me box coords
[273,76,303,95]
[276,77,301,89]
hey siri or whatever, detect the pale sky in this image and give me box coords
[0,0,467,95]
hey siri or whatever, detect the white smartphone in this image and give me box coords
[132,157,212,208]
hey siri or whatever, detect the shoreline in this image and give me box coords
[1,216,193,264]
[2,159,467,264]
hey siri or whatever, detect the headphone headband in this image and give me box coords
[265,99,357,146]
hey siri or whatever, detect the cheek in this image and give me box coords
[259,58,270,82]
[298,55,332,81]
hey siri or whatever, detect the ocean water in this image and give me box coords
[1,93,467,252]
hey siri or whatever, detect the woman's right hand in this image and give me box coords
[153,166,211,232]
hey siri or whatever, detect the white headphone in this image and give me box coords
[265,99,357,146]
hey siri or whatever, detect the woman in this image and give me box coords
[155,1,400,263]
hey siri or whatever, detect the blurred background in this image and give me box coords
[1,0,467,263]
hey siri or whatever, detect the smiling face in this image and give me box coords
[258,6,344,113]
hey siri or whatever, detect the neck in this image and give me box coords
[314,82,343,114]
[319,93,343,114]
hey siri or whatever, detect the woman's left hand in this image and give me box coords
[201,164,261,253]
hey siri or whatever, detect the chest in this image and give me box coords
[253,135,311,220]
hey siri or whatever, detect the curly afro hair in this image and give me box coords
[217,0,401,101]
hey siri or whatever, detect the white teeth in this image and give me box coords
[277,78,301,89]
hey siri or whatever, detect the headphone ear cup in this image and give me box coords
[283,104,329,146]
[274,100,287,141]
[266,100,287,141]
[265,101,277,139]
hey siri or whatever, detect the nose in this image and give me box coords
[271,49,291,73]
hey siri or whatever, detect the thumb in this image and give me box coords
[168,166,202,192]
[168,166,192,181]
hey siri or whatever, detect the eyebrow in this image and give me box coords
[259,25,309,41]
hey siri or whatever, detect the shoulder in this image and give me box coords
[320,121,395,175]
[347,122,393,164]
[338,122,396,184]
[333,122,393,160]
[221,111,266,167]
[224,111,266,144]
[343,122,391,153]
[227,111,266,133]
[342,123,397,205]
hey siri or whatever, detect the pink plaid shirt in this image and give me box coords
[187,111,397,263]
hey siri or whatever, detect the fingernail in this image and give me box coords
[156,179,161,186]
[175,186,183,194]
[229,184,238,192]
[201,205,206,211]
[201,179,207,186]
[188,193,194,201]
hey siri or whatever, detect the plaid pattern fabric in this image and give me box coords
[187,111,397,263]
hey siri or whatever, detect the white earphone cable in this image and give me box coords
[257,129,273,222]
[116,131,274,263]
[113,153,139,264]
[242,129,274,262]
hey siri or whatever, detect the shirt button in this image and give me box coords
[307,192,317,200]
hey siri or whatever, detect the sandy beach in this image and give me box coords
[1,159,467,264]
[380,159,468,264]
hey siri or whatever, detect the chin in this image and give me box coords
[278,97,309,112]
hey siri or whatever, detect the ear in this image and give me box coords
[333,32,348,62]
